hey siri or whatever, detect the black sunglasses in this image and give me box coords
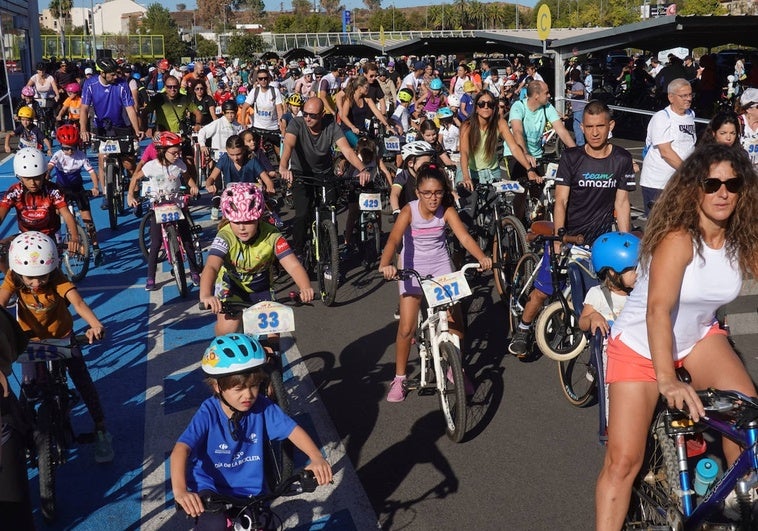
[302,111,321,119]
[258,76,269,81]
[165,85,179,89]
[477,100,495,109]
[61,146,74,151]
[700,177,745,194]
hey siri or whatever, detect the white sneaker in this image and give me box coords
[210,207,219,221]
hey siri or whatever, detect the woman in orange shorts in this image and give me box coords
[595,143,758,530]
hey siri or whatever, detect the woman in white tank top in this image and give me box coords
[596,143,758,530]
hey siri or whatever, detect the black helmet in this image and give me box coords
[95,57,119,74]
[378,68,389,77]
[221,99,238,113]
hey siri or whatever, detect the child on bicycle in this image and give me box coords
[47,124,104,266]
[4,106,52,156]
[55,82,83,124]
[418,120,456,168]
[196,99,245,162]
[379,163,492,402]
[0,231,113,463]
[199,183,313,335]
[170,333,332,525]
[13,85,43,123]
[0,148,80,272]
[126,132,201,290]
[241,129,278,184]
[578,232,640,336]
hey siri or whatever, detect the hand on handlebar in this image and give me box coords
[85,325,105,344]
[658,377,705,423]
[379,264,397,280]
[189,184,199,197]
[297,288,315,303]
[175,489,204,518]
[461,178,474,192]
[80,130,90,143]
[358,169,371,186]
[280,169,293,183]
[200,295,223,314]
[127,194,139,208]
[478,257,493,271]
[305,456,333,486]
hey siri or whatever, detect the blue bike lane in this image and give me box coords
[0,150,377,530]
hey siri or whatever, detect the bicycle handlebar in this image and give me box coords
[393,263,481,283]
[198,292,316,313]
[526,232,585,246]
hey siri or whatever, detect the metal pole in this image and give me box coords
[90,0,95,61]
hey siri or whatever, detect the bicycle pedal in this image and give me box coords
[402,379,421,392]
[190,224,203,234]
[417,386,436,396]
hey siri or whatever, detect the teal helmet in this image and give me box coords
[436,107,454,119]
[430,78,443,90]
[201,334,266,377]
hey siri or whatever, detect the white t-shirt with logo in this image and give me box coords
[142,158,187,196]
[640,106,696,190]
[740,116,758,167]
[245,87,283,131]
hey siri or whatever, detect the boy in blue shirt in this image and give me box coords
[170,334,332,525]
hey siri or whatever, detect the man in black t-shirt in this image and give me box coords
[508,100,636,358]
[279,98,371,256]
[364,62,386,115]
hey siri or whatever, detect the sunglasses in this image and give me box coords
[61,146,74,151]
[165,85,179,89]
[258,76,269,81]
[700,177,744,194]
[477,101,495,109]
[302,112,321,119]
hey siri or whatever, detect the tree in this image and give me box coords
[321,0,343,17]
[292,0,312,16]
[177,3,187,11]
[679,0,726,15]
[363,0,381,13]
[198,0,230,31]
[140,3,189,63]
[226,32,269,60]
[239,0,266,20]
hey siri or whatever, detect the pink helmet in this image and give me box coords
[220,183,265,223]
[21,86,35,97]
[65,82,80,93]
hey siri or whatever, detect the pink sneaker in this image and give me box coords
[447,367,476,396]
[386,376,407,402]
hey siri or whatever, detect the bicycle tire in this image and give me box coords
[317,219,339,306]
[438,341,467,443]
[265,364,294,486]
[166,224,188,298]
[372,214,382,263]
[626,415,681,529]
[61,222,90,282]
[139,212,167,263]
[35,400,58,523]
[117,167,128,215]
[509,252,539,335]
[493,215,528,302]
[475,211,489,252]
[557,343,597,407]
[535,300,587,362]
[106,163,119,230]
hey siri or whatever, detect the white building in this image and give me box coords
[39,0,147,35]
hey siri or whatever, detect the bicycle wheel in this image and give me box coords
[509,252,539,335]
[61,222,90,282]
[557,342,597,407]
[438,341,467,443]
[139,212,167,262]
[626,415,681,529]
[475,211,489,252]
[105,162,119,230]
[493,215,528,302]
[117,168,128,215]
[534,300,587,362]
[166,224,188,298]
[35,400,58,523]
[264,362,294,486]
[372,214,382,262]
[317,219,339,306]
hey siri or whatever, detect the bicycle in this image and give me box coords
[524,162,558,225]
[139,190,203,298]
[177,469,320,530]
[250,127,281,169]
[199,294,307,487]
[392,263,480,443]
[507,222,588,360]
[90,133,137,231]
[627,386,758,530]
[57,189,93,282]
[16,333,98,523]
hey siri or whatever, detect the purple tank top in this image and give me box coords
[400,201,452,296]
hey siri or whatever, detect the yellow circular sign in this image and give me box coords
[537,5,552,41]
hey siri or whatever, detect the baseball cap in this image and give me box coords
[303,67,313,75]
[413,60,426,70]
[741,87,758,107]
[84,67,93,75]
[388,61,395,67]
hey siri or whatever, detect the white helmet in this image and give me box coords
[8,231,59,276]
[14,147,46,178]
[401,140,435,162]
[447,94,460,107]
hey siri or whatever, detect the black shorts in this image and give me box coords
[59,185,91,213]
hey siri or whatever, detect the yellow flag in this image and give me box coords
[380,25,385,47]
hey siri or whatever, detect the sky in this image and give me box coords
[45,0,539,15]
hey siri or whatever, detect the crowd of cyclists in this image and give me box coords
[2,48,758,529]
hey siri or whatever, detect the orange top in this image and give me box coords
[2,270,75,339]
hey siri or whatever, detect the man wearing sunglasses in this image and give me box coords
[639,77,696,216]
[278,98,371,260]
[240,68,285,151]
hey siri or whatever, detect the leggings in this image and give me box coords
[147,209,199,280]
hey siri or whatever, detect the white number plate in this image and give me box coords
[405,132,417,143]
[545,163,559,180]
[384,136,400,152]
[154,203,185,223]
[242,301,295,336]
[492,180,525,194]
[422,270,472,308]
[17,339,76,362]
[98,139,121,154]
[359,193,382,211]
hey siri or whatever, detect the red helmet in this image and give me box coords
[155,131,182,148]
[56,124,80,146]
[158,58,169,70]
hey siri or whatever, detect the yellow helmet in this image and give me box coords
[18,106,35,120]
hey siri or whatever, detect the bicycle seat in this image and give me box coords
[530,220,554,237]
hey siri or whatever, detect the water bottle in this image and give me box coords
[694,457,720,496]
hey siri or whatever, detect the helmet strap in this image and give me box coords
[218,390,244,441]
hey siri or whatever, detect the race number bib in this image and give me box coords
[153,203,185,223]
[17,339,76,363]
[242,301,295,336]
[492,180,525,194]
[98,140,121,154]
[384,136,400,152]
[359,193,382,211]
[422,270,472,309]
[545,163,559,180]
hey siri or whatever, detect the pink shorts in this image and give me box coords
[606,323,727,384]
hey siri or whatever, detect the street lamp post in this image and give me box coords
[89,0,96,60]
[392,4,395,32]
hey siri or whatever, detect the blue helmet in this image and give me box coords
[430,78,443,90]
[132,72,141,80]
[591,232,641,276]
[201,334,266,377]
[235,94,246,105]
[436,106,454,119]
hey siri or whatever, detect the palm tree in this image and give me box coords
[49,0,72,57]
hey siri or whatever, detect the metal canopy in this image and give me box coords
[385,33,546,58]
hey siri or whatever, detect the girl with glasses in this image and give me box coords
[596,143,758,529]
[379,163,492,403]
